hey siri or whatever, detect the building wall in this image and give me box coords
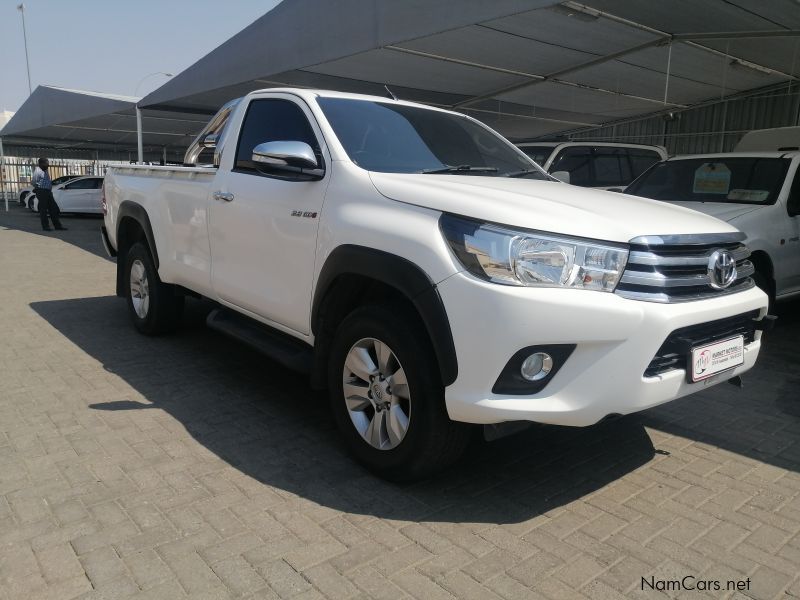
[567,84,800,156]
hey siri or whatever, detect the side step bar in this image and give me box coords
[206,308,313,374]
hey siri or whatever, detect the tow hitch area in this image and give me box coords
[754,314,777,332]
[728,375,744,388]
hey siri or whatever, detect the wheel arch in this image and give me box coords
[115,201,159,297]
[749,249,776,299]
[749,249,774,278]
[310,245,458,389]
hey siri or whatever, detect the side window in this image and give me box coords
[91,178,104,189]
[788,165,800,216]
[551,147,592,186]
[520,146,554,165]
[593,148,632,186]
[629,150,662,179]
[235,99,321,173]
[65,179,94,190]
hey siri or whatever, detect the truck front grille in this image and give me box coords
[615,233,755,303]
[645,310,759,377]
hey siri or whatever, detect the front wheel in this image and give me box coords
[328,305,471,481]
[124,241,184,335]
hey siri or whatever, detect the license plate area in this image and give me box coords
[690,335,744,382]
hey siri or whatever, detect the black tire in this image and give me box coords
[328,304,471,481]
[19,191,28,206]
[124,241,184,335]
[28,197,35,211]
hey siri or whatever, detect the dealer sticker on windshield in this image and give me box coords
[691,336,744,382]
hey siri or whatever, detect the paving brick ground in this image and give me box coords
[1,204,799,600]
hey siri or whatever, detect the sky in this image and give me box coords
[0,0,282,113]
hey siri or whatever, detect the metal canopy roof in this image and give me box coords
[0,85,209,156]
[140,0,800,140]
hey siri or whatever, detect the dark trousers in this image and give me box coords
[35,188,62,229]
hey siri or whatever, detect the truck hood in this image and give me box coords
[368,173,737,243]
[663,201,765,223]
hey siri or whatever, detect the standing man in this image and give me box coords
[32,158,67,231]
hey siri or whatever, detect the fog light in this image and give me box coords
[520,352,553,381]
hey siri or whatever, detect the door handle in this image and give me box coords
[213,191,234,202]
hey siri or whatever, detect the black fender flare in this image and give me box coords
[115,201,159,296]
[311,245,458,387]
[117,201,159,268]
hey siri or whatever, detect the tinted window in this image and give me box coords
[593,148,632,186]
[318,98,546,178]
[626,157,790,204]
[788,166,800,215]
[551,147,592,186]
[65,178,98,190]
[235,99,320,171]
[53,175,79,186]
[519,146,554,165]
[629,150,662,178]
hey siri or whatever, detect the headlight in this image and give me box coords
[440,214,628,292]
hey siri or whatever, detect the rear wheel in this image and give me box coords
[124,241,184,335]
[328,305,471,481]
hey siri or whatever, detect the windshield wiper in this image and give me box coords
[421,165,499,175]
[503,169,547,179]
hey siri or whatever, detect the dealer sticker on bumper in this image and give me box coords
[691,336,744,382]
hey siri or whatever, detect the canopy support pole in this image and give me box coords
[136,105,143,164]
[663,42,672,105]
[0,137,7,212]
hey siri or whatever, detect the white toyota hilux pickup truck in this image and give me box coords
[102,88,770,480]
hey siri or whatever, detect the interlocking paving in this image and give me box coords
[1,204,799,600]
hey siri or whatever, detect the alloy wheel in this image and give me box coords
[342,337,411,450]
[129,259,150,319]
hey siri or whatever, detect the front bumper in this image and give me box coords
[438,272,768,426]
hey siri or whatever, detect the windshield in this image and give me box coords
[519,145,555,165]
[317,97,549,178]
[626,157,790,205]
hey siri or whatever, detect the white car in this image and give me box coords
[625,151,800,303]
[20,174,81,207]
[517,141,667,189]
[102,88,769,479]
[31,176,104,214]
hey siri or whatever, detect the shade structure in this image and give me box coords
[0,85,210,159]
[140,0,800,140]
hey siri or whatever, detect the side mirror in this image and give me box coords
[252,141,319,170]
[551,170,571,184]
[200,133,219,149]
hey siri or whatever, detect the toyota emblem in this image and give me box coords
[707,250,737,289]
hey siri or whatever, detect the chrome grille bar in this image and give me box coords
[615,234,756,303]
[620,260,754,288]
[627,246,750,267]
